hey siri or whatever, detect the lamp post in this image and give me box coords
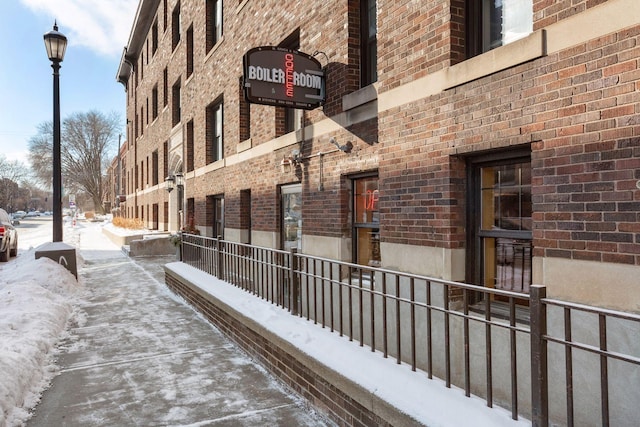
[44,22,67,242]
[36,22,77,279]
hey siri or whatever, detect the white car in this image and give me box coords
[0,208,18,261]
[12,211,27,219]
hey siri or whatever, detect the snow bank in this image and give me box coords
[0,250,83,426]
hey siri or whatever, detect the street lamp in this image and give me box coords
[44,22,67,242]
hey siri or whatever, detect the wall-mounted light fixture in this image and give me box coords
[166,172,185,230]
[329,137,353,153]
[280,149,302,173]
[165,175,175,193]
[165,172,185,192]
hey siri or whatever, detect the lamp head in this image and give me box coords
[44,22,67,63]
[165,175,175,193]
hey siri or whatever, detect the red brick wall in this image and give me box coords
[534,0,610,29]
[125,0,640,266]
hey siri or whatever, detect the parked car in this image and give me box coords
[12,210,27,220]
[0,208,18,262]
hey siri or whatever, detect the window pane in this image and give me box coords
[502,0,533,44]
[494,238,532,293]
[481,162,531,231]
[488,0,533,49]
[282,188,302,250]
[356,228,381,267]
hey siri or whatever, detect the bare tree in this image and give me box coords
[0,155,31,212]
[29,111,120,214]
[0,154,30,183]
[28,121,54,187]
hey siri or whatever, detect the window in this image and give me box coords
[238,77,250,141]
[186,197,195,231]
[186,120,194,172]
[152,203,159,230]
[172,79,181,126]
[352,175,380,267]
[206,99,223,163]
[152,20,158,55]
[163,67,168,107]
[466,0,533,58]
[240,189,251,244]
[140,106,144,135]
[186,25,194,77]
[164,201,169,230]
[466,148,532,295]
[281,184,302,250]
[206,0,223,52]
[284,108,302,134]
[152,85,158,120]
[207,195,225,238]
[163,141,168,179]
[172,1,181,50]
[152,150,159,186]
[163,0,168,31]
[360,0,377,86]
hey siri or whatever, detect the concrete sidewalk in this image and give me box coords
[28,240,333,426]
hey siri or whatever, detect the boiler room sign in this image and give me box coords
[243,46,325,110]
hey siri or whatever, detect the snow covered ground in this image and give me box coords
[0,218,84,426]
[1,219,531,426]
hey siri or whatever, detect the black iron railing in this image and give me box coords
[179,234,640,426]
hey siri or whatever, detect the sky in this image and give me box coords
[0,0,139,165]
[0,218,528,426]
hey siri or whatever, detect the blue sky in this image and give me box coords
[0,0,138,164]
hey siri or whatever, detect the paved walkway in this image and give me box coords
[28,228,333,426]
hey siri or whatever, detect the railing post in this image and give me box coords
[530,285,548,427]
[290,248,299,315]
[216,236,223,280]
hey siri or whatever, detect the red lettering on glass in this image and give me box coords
[285,53,294,97]
[364,189,379,211]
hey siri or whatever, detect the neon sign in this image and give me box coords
[364,189,379,211]
[285,53,294,98]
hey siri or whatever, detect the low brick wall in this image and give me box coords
[164,266,422,427]
[102,227,145,247]
[129,236,175,256]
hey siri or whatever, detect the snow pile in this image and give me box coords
[0,249,83,427]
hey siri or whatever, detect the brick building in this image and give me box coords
[116,0,640,313]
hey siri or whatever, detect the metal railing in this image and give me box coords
[179,234,640,426]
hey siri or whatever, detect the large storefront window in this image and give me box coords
[281,184,302,250]
[353,176,380,267]
[468,150,532,294]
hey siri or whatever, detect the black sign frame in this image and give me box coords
[243,46,325,110]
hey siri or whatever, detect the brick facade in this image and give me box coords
[117,0,640,310]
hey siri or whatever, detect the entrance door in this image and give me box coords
[281,184,302,250]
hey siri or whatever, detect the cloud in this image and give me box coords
[21,0,139,57]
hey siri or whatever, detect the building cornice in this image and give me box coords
[116,0,161,86]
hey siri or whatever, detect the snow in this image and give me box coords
[0,220,530,426]
[0,237,83,426]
